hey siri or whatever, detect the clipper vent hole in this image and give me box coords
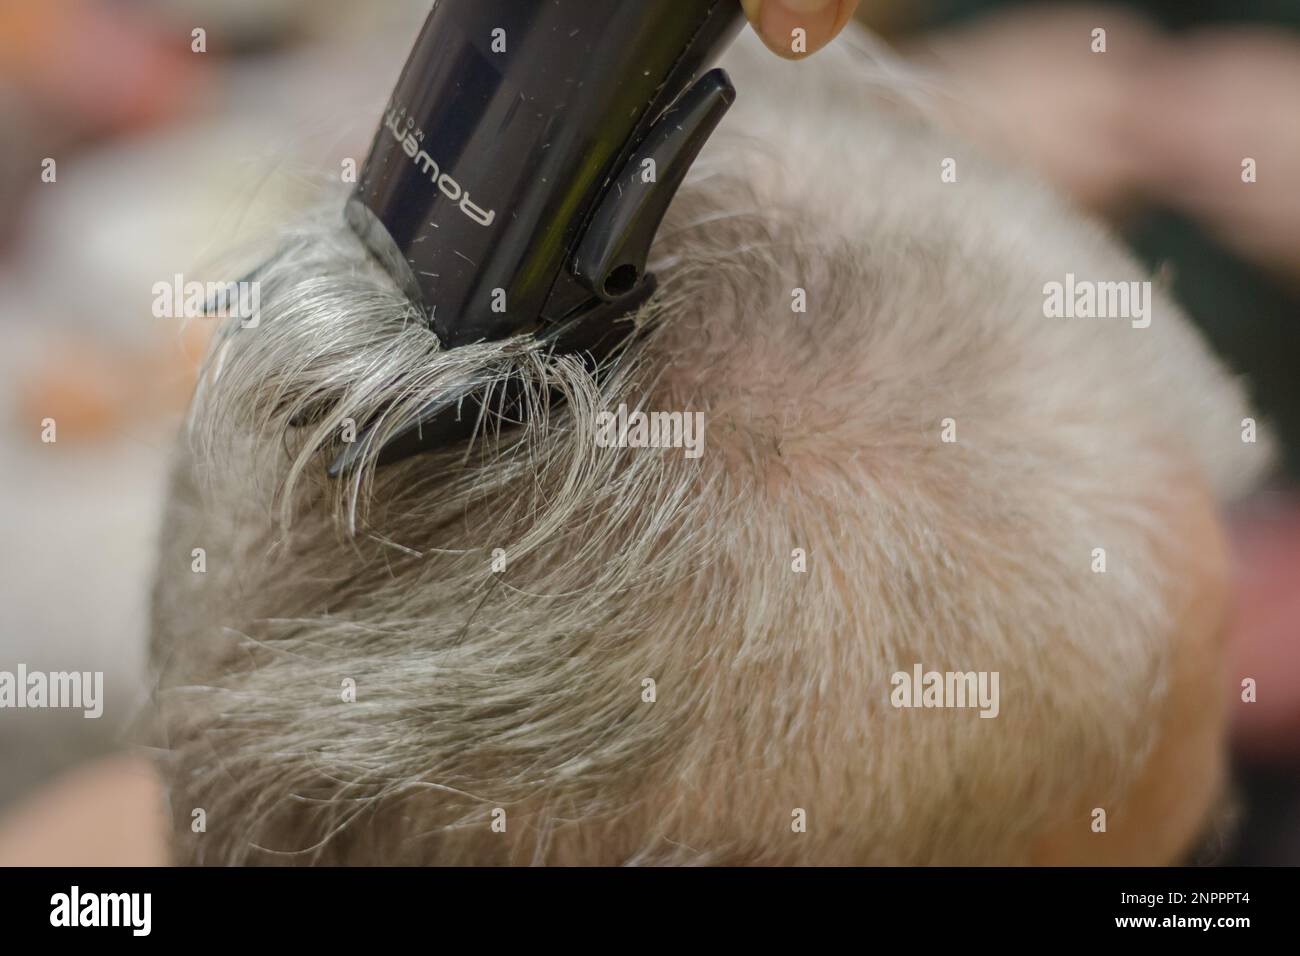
[603,264,639,298]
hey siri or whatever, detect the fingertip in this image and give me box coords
[744,0,859,60]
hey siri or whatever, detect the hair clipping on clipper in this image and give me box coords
[328,277,657,476]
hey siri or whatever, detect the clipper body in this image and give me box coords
[339,0,743,471]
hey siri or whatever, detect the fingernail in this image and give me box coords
[748,0,845,59]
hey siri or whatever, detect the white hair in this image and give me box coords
[148,30,1271,865]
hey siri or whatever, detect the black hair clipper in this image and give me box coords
[334,0,744,474]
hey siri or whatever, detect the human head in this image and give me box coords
[149,33,1269,865]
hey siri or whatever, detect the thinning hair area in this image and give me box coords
[148,34,1270,865]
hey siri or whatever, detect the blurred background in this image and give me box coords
[0,0,1296,864]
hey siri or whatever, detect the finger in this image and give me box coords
[741,0,861,60]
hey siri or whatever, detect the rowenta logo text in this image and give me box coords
[384,107,496,227]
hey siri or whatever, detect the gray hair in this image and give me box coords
[148,32,1270,865]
